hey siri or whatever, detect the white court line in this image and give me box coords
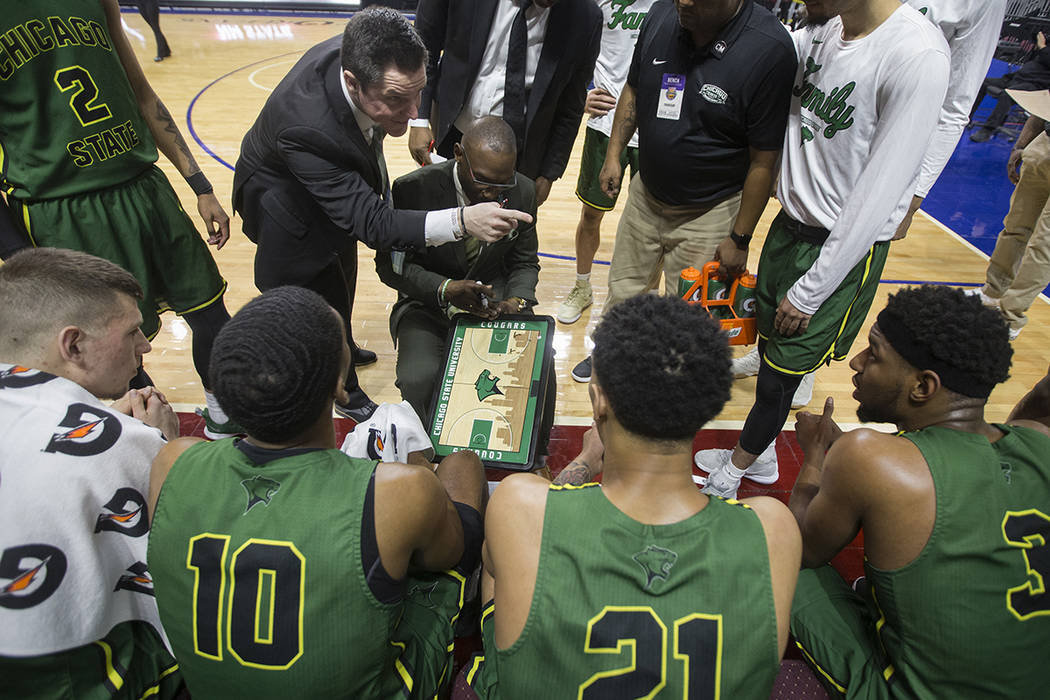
[248,60,296,93]
[918,210,1050,306]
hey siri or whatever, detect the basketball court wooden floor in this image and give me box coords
[119,9,1049,435]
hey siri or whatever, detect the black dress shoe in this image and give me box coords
[334,389,378,423]
[352,346,378,367]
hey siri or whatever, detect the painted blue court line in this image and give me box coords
[186,51,303,171]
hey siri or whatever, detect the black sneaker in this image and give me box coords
[334,388,378,423]
[571,356,592,383]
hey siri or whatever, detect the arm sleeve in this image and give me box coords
[538,10,602,181]
[914,1,1006,197]
[375,249,449,309]
[276,125,427,250]
[787,48,950,315]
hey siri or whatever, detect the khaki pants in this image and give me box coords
[605,174,741,311]
[985,131,1050,330]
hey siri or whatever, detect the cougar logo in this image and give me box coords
[114,561,154,596]
[0,365,55,390]
[44,403,121,456]
[475,370,504,401]
[633,545,678,591]
[241,475,281,514]
[95,488,149,537]
[407,580,439,608]
[0,544,67,609]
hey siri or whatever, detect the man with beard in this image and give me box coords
[695,0,950,496]
[788,285,1050,698]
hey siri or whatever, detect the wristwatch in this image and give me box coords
[729,231,752,250]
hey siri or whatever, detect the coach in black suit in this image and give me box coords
[378,117,554,449]
[233,9,531,420]
[409,0,602,205]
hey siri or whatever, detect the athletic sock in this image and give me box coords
[724,462,746,479]
[205,390,230,423]
[576,272,591,285]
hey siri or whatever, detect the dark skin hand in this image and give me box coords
[445,280,495,317]
[713,237,748,280]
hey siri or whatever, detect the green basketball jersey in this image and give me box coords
[148,440,409,699]
[0,0,157,201]
[490,484,780,698]
[866,424,1050,698]
[0,621,181,700]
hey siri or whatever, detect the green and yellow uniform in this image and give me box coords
[148,439,467,699]
[468,484,780,699]
[792,424,1050,698]
[0,0,224,338]
[0,622,181,700]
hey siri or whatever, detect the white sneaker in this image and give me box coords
[791,372,815,409]
[695,449,742,499]
[963,286,1000,308]
[732,347,761,378]
[1009,326,1021,341]
[557,280,593,324]
[694,441,779,490]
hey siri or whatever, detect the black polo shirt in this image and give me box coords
[628,0,796,207]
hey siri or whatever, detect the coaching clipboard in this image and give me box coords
[427,314,554,471]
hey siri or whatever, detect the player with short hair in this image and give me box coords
[0,0,235,434]
[147,286,486,698]
[466,294,801,698]
[0,248,183,698]
[789,285,1050,698]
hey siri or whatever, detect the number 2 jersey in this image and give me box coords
[475,484,780,699]
[0,0,157,201]
[865,424,1050,698]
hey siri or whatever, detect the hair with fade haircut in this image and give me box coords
[0,247,143,357]
[883,285,1012,394]
[592,294,732,441]
[341,7,427,87]
[209,286,344,444]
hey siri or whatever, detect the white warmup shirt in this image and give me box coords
[587,0,657,148]
[904,0,1006,197]
[777,5,950,315]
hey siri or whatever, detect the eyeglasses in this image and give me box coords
[460,147,517,191]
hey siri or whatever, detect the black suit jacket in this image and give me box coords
[415,0,602,181]
[377,160,539,337]
[232,36,427,288]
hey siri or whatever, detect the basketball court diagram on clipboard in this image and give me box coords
[429,315,553,470]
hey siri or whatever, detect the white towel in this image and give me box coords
[0,364,167,656]
[340,401,435,463]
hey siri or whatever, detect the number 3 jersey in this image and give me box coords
[866,424,1050,698]
[148,439,410,698]
[0,0,157,201]
[482,484,780,699]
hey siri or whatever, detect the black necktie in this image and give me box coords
[371,125,390,201]
[504,0,532,152]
